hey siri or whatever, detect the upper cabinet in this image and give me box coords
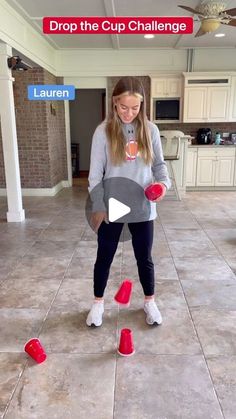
[151,77,182,98]
[183,73,231,123]
[183,86,230,122]
[229,76,236,121]
[151,76,183,123]
[151,72,236,123]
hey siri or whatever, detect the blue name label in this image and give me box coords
[28,85,75,100]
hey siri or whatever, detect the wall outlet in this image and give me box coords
[222,132,230,138]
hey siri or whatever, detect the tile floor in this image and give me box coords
[0,183,236,419]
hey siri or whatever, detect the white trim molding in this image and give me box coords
[0,181,70,197]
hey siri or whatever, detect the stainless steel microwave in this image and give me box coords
[153,98,180,122]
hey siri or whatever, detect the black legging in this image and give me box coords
[94,220,155,297]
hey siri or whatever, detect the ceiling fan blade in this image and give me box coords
[178,5,205,17]
[223,8,236,16]
[195,26,206,37]
[221,18,236,26]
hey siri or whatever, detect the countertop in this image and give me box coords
[188,144,236,148]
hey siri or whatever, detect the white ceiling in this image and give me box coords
[7,0,236,49]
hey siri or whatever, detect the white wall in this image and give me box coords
[56,49,188,77]
[64,77,107,89]
[193,49,236,72]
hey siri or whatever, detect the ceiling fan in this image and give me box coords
[178,1,236,37]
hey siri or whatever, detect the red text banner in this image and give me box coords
[43,17,193,35]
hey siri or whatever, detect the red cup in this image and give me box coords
[144,183,164,201]
[24,338,47,364]
[114,280,133,306]
[118,328,135,356]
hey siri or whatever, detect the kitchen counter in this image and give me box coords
[186,144,236,190]
[188,144,236,148]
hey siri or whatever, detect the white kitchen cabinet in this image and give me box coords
[196,148,235,187]
[183,86,230,122]
[152,78,181,98]
[197,156,215,186]
[208,87,230,121]
[186,147,198,187]
[215,156,235,186]
[229,76,236,121]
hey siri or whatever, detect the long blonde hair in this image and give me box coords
[106,77,153,165]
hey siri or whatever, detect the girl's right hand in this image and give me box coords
[90,211,108,233]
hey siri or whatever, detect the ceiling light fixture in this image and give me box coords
[215,33,225,37]
[200,19,221,33]
[144,34,155,39]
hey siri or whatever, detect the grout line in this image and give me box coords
[2,358,29,418]
[164,196,226,419]
[112,306,120,419]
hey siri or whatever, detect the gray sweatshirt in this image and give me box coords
[88,120,171,221]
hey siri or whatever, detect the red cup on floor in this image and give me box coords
[114,280,133,306]
[118,328,135,356]
[24,338,47,364]
[144,183,164,201]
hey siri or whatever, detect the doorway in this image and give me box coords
[69,89,106,179]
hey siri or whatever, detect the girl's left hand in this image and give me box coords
[152,183,166,202]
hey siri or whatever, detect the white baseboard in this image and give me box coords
[0,180,71,197]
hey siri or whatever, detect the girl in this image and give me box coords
[86,76,171,327]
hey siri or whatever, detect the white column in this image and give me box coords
[0,43,25,222]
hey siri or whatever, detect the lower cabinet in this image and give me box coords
[187,147,236,188]
[215,155,235,186]
[197,156,215,186]
[186,147,198,187]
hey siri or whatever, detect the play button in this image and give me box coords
[108,198,131,222]
[85,177,152,242]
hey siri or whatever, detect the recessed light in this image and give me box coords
[215,33,225,37]
[144,34,155,39]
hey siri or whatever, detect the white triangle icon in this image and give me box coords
[108,198,131,222]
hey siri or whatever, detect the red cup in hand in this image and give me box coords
[118,328,135,356]
[144,183,164,201]
[24,338,47,364]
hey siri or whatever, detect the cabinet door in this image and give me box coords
[186,148,197,186]
[152,79,167,97]
[152,78,181,98]
[215,156,235,186]
[183,88,207,122]
[207,87,230,121]
[229,76,236,121]
[168,78,181,97]
[196,156,215,186]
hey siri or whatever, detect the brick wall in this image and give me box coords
[0,68,67,188]
[44,74,68,186]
